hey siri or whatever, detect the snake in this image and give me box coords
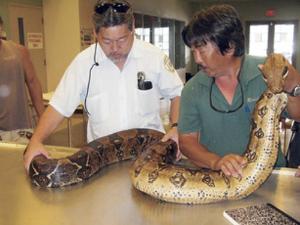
[29,53,288,204]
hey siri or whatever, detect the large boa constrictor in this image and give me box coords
[29,53,289,204]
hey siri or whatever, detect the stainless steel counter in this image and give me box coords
[0,143,299,225]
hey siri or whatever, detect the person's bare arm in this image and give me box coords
[296,166,300,177]
[162,96,180,140]
[169,96,180,126]
[284,63,300,121]
[19,45,45,118]
[179,132,247,178]
[23,106,65,171]
[161,96,181,158]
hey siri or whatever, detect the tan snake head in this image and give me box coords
[258,53,289,93]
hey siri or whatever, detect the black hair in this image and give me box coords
[92,0,134,34]
[182,4,245,56]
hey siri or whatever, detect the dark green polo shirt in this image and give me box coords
[178,55,285,167]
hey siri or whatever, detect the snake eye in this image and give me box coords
[282,66,288,78]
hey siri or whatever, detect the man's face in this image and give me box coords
[96,24,134,64]
[191,42,233,78]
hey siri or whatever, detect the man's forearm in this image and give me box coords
[169,96,180,125]
[28,79,45,117]
[179,133,221,170]
[287,96,300,122]
[186,145,221,170]
[21,45,45,118]
[285,64,300,121]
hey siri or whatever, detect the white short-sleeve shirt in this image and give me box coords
[50,38,183,142]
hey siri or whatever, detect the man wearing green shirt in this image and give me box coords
[178,4,300,178]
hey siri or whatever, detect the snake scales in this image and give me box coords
[29,53,288,204]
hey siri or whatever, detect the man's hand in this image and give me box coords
[161,127,182,160]
[213,154,247,178]
[296,166,300,177]
[23,139,49,172]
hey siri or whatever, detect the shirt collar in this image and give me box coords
[95,43,108,63]
[128,37,143,58]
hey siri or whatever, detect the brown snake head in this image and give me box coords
[259,53,289,94]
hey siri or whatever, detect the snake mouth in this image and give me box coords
[282,66,289,78]
[270,87,284,94]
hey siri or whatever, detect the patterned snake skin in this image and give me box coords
[29,53,288,204]
[29,129,168,187]
[130,53,289,204]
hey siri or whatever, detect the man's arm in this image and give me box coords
[19,45,45,118]
[161,96,180,141]
[285,63,300,121]
[296,166,300,177]
[179,132,247,178]
[161,96,181,158]
[169,96,180,126]
[23,106,65,171]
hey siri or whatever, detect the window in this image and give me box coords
[135,27,150,43]
[134,13,185,69]
[154,27,169,56]
[245,21,297,65]
[248,25,268,57]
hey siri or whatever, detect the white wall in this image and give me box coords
[43,0,81,91]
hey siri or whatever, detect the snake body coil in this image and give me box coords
[29,129,166,188]
[29,54,289,204]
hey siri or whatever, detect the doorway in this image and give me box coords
[8,3,47,92]
[245,20,298,65]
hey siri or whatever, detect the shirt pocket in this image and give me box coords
[137,88,159,116]
[87,92,109,123]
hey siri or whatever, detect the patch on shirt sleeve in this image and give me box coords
[163,55,175,73]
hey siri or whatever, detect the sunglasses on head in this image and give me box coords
[94,2,130,14]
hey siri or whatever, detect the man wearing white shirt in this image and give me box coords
[24,0,183,170]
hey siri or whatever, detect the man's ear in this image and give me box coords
[131,19,135,32]
[224,42,237,56]
[93,29,98,42]
[224,48,234,56]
